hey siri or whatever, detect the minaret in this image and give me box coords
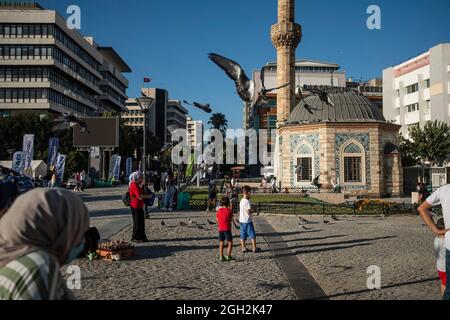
[271,0,302,124]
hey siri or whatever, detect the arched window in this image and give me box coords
[296,144,313,183]
[341,142,365,184]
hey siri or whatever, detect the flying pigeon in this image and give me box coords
[51,113,89,134]
[302,85,335,107]
[179,221,188,227]
[183,100,212,113]
[259,65,290,103]
[233,219,241,230]
[161,220,166,227]
[208,53,289,108]
[323,217,330,224]
[207,219,216,225]
[296,86,317,115]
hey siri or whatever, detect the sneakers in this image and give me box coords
[242,248,250,253]
[220,256,234,262]
[253,247,261,253]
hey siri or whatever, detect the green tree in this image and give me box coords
[408,121,450,165]
[398,134,420,167]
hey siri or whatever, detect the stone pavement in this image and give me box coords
[68,187,443,300]
[70,211,297,300]
[265,214,442,300]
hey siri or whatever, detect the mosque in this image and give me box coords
[271,0,403,198]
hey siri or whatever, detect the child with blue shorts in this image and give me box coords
[239,185,261,253]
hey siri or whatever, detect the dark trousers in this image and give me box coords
[131,207,147,241]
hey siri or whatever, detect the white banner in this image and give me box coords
[20,134,34,177]
[11,151,22,173]
[114,156,121,181]
[56,154,66,184]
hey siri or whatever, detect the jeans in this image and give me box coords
[444,250,450,300]
[164,188,175,209]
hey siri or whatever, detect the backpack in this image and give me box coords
[122,190,131,207]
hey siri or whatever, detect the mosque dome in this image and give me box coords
[287,91,386,124]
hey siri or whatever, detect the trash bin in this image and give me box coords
[177,192,191,210]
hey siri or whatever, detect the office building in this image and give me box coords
[0,2,130,118]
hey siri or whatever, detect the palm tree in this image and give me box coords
[208,113,228,135]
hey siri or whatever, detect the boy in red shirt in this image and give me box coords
[216,196,234,261]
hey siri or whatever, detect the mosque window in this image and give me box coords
[342,141,365,184]
[296,144,313,182]
[344,157,362,183]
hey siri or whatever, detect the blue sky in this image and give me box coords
[38,0,450,128]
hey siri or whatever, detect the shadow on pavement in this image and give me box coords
[313,277,439,300]
[90,208,130,218]
[270,235,397,253]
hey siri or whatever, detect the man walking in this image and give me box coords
[418,185,450,300]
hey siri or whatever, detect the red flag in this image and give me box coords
[144,77,151,83]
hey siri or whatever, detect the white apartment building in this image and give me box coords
[186,116,203,151]
[383,43,450,139]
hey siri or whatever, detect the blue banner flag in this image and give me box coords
[47,138,59,171]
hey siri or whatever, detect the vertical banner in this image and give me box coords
[114,156,122,181]
[125,157,132,181]
[185,152,195,178]
[21,134,35,177]
[11,151,22,173]
[47,137,60,172]
[55,154,66,184]
[108,154,119,181]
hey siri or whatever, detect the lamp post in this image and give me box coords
[7,149,15,161]
[136,96,154,176]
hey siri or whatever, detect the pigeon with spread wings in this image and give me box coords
[302,85,335,107]
[51,113,89,134]
[183,100,212,113]
[295,85,317,115]
[208,53,289,107]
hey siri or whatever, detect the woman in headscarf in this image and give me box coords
[129,171,150,242]
[0,188,89,300]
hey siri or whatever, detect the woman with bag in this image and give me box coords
[129,172,150,243]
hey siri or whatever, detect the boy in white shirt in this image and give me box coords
[239,186,261,253]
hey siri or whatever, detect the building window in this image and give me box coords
[406,83,419,95]
[341,142,365,184]
[344,157,362,183]
[406,103,419,113]
[297,157,312,182]
[425,79,430,88]
[296,144,314,183]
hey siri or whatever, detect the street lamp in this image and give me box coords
[136,96,154,176]
[7,149,15,161]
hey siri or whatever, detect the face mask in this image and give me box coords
[65,242,85,264]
